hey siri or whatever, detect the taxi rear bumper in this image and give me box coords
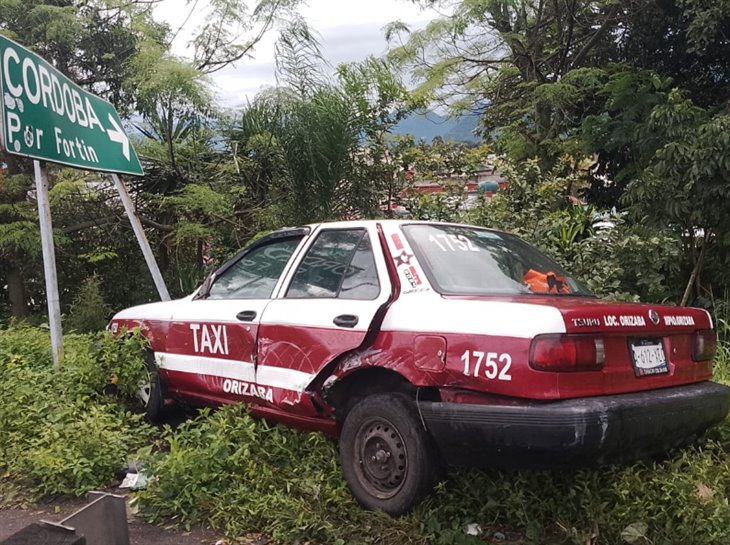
[418,381,730,468]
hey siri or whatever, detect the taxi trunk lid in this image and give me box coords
[538,296,714,397]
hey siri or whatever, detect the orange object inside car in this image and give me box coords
[522,269,571,294]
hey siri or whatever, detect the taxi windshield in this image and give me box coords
[402,224,592,296]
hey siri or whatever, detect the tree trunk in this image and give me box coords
[197,239,204,275]
[6,264,28,318]
[1,154,31,318]
[680,232,708,306]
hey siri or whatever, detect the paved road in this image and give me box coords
[0,495,222,545]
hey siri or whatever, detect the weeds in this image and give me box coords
[3,325,730,545]
[0,324,154,497]
[136,404,407,543]
[135,409,730,545]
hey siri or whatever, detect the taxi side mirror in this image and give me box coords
[193,272,216,300]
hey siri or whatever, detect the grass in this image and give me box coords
[136,339,730,545]
[134,403,730,545]
[2,325,730,544]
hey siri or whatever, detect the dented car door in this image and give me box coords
[160,231,306,406]
[255,224,392,410]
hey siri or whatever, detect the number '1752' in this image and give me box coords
[461,350,512,381]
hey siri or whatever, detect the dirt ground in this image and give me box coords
[0,493,223,545]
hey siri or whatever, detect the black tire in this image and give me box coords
[339,393,439,515]
[139,351,164,422]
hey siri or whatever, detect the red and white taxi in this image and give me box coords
[110,220,730,514]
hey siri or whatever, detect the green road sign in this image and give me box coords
[0,35,143,176]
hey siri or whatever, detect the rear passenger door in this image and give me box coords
[256,225,392,407]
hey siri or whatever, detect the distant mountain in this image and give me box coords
[391,111,481,144]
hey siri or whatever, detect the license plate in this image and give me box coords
[630,339,668,376]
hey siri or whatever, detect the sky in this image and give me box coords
[153,0,440,107]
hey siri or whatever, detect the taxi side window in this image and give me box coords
[286,229,380,300]
[207,237,302,300]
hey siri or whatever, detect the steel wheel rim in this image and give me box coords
[137,368,152,406]
[353,416,408,499]
[137,380,151,406]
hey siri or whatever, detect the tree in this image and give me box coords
[50,169,161,310]
[387,0,730,305]
[624,92,730,305]
[120,6,312,288]
[467,159,681,302]
[187,0,303,73]
[618,0,730,110]
[0,0,308,318]
[226,31,422,227]
[0,0,167,112]
[0,171,40,318]
[0,0,168,319]
[388,1,622,165]
[389,1,730,169]
[128,38,213,193]
[339,56,424,217]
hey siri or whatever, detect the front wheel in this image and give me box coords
[138,351,164,422]
[339,393,439,515]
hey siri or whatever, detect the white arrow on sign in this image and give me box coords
[107,114,130,161]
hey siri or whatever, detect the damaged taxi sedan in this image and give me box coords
[110,220,730,515]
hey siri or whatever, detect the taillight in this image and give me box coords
[692,329,717,361]
[530,334,605,372]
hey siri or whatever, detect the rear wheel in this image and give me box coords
[339,393,439,515]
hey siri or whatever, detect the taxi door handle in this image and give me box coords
[236,310,257,322]
[333,314,358,328]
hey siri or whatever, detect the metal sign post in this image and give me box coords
[112,174,170,301]
[0,35,170,364]
[34,160,63,369]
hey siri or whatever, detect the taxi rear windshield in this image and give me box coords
[402,224,592,296]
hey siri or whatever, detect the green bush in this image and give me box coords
[136,404,407,543]
[4,324,730,545]
[65,274,113,333]
[422,437,730,545]
[0,324,154,497]
[0,323,55,369]
[468,159,683,302]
